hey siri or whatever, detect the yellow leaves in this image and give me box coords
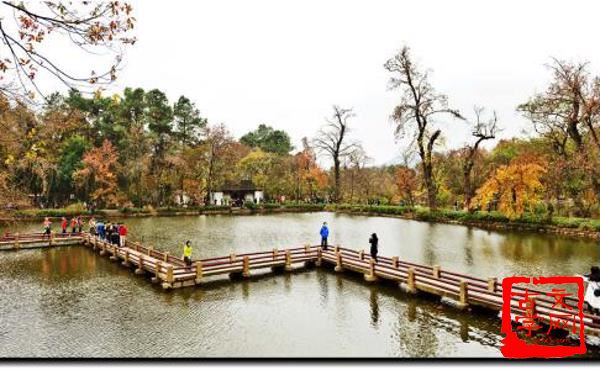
[111,93,121,105]
[93,88,104,100]
[4,154,14,165]
[472,158,547,219]
[26,127,36,139]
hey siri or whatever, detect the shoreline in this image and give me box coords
[2,205,600,241]
[333,210,600,241]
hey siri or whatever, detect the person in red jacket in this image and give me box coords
[70,217,77,233]
[119,223,128,247]
[61,217,68,234]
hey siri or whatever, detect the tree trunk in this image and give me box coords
[205,147,215,205]
[333,157,340,203]
[349,170,355,203]
[463,161,474,211]
[423,161,437,210]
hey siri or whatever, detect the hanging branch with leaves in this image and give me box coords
[0,0,136,100]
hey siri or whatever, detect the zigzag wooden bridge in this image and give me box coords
[2,231,600,340]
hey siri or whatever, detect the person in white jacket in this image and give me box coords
[583,266,600,315]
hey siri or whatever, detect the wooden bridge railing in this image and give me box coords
[1,231,83,242]
[319,247,600,332]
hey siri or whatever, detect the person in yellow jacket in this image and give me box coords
[182,240,193,266]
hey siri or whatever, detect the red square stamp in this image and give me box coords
[501,276,586,358]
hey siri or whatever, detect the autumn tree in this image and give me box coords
[344,145,370,204]
[204,124,249,204]
[395,166,418,207]
[519,59,600,202]
[472,155,546,219]
[74,140,120,207]
[293,137,327,202]
[384,46,463,210]
[313,105,359,202]
[462,107,498,210]
[0,1,136,100]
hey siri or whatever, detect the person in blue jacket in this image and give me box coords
[320,222,329,250]
[96,220,106,240]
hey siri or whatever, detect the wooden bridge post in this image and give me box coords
[242,256,251,277]
[432,265,441,279]
[99,241,106,256]
[285,249,293,272]
[230,253,236,263]
[163,252,169,263]
[364,258,378,282]
[401,267,417,294]
[195,262,203,284]
[334,252,343,272]
[316,247,322,267]
[358,250,364,261]
[162,265,174,290]
[303,244,315,268]
[14,232,20,250]
[335,244,340,253]
[458,280,469,309]
[135,254,145,275]
[487,278,497,293]
[122,249,130,267]
[391,256,399,268]
[49,232,55,246]
[109,244,119,261]
[152,262,162,283]
[272,248,278,260]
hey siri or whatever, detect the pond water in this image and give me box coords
[1,212,599,358]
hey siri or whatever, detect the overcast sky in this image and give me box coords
[41,0,600,165]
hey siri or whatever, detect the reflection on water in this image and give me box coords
[1,212,600,358]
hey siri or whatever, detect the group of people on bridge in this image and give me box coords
[41,217,128,248]
[89,218,129,247]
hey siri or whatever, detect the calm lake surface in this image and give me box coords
[1,212,599,358]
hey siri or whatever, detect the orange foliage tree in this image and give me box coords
[294,137,328,201]
[394,166,418,207]
[74,140,120,207]
[472,156,546,219]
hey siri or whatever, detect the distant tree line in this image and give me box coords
[1,15,600,220]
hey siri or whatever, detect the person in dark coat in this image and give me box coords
[369,233,379,262]
[112,223,121,246]
[106,221,113,244]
